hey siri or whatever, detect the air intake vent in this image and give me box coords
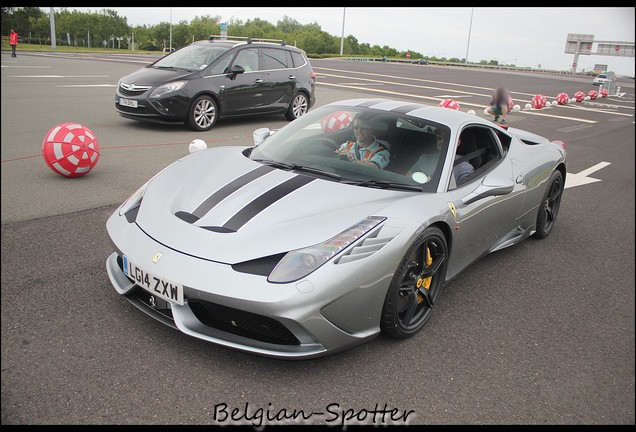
[335,233,394,264]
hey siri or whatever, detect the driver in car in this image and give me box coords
[336,114,390,169]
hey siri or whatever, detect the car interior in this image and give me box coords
[450,126,504,188]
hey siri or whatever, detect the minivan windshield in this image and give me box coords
[152,45,231,71]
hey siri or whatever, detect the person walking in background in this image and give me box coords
[487,87,511,124]
[9,29,18,58]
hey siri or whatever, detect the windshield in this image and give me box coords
[152,44,231,71]
[249,105,451,192]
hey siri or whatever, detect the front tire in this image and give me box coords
[187,95,218,131]
[285,92,309,121]
[533,170,563,239]
[381,226,448,339]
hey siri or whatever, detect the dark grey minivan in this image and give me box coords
[115,36,316,131]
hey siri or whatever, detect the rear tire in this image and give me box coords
[285,92,309,121]
[187,95,218,131]
[533,170,564,239]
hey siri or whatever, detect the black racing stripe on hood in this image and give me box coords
[192,165,275,219]
[221,175,316,232]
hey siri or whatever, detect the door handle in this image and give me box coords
[288,75,296,80]
[515,175,523,184]
[254,79,263,84]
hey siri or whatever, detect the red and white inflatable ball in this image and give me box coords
[507,97,514,111]
[531,94,547,109]
[438,99,461,110]
[574,91,586,102]
[588,90,598,100]
[556,92,569,105]
[600,88,609,97]
[320,111,353,132]
[42,123,100,177]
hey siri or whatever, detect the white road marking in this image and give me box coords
[1,65,51,68]
[10,75,109,78]
[436,95,473,98]
[556,125,593,133]
[57,84,117,87]
[317,81,598,124]
[565,162,611,189]
[340,82,385,86]
[316,66,633,117]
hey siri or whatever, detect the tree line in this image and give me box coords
[2,7,479,63]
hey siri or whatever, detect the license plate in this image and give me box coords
[119,98,138,108]
[123,255,184,305]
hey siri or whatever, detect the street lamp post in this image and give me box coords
[49,7,56,50]
[340,7,346,56]
[169,8,173,52]
[464,7,474,64]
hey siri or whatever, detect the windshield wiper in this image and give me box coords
[253,159,341,181]
[342,180,423,192]
[154,65,193,71]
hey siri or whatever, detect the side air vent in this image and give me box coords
[335,234,394,264]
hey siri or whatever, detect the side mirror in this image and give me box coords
[461,176,514,205]
[253,128,271,147]
[228,64,245,80]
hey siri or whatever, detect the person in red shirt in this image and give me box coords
[9,29,18,58]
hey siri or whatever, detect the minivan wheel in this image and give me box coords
[285,92,309,121]
[187,95,218,131]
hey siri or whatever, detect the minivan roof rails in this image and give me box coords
[208,35,286,46]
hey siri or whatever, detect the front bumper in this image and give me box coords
[104,211,410,359]
[115,93,189,123]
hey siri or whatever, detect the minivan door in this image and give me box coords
[258,47,296,111]
[221,47,269,115]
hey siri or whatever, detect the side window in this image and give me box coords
[493,128,511,153]
[261,48,289,70]
[450,126,502,189]
[290,51,306,68]
[232,48,260,72]
[208,52,233,75]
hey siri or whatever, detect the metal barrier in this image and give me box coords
[340,56,609,78]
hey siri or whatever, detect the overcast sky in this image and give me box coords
[57,7,635,76]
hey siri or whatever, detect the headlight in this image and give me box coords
[268,216,386,283]
[119,181,150,216]
[149,80,187,98]
[118,161,179,216]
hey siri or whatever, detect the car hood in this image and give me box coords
[120,66,195,87]
[135,147,411,264]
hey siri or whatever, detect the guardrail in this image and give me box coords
[340,56,607,78]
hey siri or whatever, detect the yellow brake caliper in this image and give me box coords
[415,246,433,303]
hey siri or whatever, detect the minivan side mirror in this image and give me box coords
[228,64,245,80]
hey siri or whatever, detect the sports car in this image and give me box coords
[105,98,566,359]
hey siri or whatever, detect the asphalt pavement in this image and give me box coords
[1,52,634,425]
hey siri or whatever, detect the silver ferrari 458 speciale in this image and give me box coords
[106,98,566,359]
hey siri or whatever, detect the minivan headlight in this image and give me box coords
[150,80,187,98]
